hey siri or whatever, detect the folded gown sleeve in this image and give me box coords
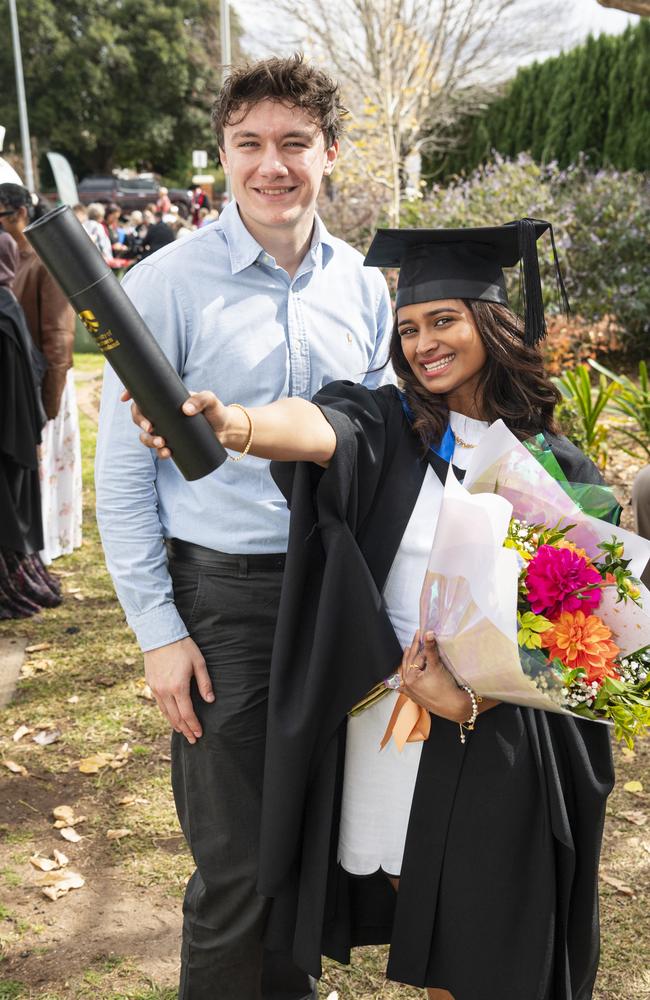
[261,381,405,895]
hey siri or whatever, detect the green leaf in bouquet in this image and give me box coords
[563,667,587,685]
[517,610,552,650]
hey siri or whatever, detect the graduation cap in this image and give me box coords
[364,218,569,347]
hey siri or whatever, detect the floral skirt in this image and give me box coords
[39,370,82,564]
[0,549,61,619]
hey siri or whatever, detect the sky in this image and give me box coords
[569,0,638,42]
[235,0,640,64]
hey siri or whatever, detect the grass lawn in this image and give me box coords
[0,355,647,999]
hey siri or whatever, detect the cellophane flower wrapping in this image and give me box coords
[418,421,650,737]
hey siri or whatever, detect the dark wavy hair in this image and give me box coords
[0,183,48,222]
[390,299,560,451]
[211,53,347,148]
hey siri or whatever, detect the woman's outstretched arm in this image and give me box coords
[124,389,338,466]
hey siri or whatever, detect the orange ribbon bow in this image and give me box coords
[380,693,431,752]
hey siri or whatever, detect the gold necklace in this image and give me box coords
[453,432,477,449]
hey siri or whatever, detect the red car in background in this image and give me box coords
[77,174,191,217]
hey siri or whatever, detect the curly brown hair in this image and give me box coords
[211,53,347,148]
[390,300,560,451]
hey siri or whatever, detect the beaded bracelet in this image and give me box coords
[228,403,254,462]
[458,684,483,744]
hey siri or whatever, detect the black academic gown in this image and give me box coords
[259,381,615,1000]
[0,287,45,553]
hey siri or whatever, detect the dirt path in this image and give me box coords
[1,871,181,989]
[74,368,102,424]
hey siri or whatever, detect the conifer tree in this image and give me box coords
[629,19,650,170]
[425,22,647,180]
[603,28,632,166]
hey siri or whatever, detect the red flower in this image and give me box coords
[525,544,603,619]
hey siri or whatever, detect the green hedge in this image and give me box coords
[427,21,650,179]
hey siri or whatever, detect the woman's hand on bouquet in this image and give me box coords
[122,388,236,460]
[399,630,474,724]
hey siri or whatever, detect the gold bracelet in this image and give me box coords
[458,685,482,744]
[227,403,254,462]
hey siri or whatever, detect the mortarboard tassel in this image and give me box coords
[517,217,546,347]
[548,223,571,318]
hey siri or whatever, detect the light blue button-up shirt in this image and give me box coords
[95,201,393,652]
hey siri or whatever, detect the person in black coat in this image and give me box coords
[0,231,60,617]
[134,220,616,1000]
[143,211,176,256]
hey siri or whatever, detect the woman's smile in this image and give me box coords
[420,352,456,377]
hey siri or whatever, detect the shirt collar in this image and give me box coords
[219,199,335,275]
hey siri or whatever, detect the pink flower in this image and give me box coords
[525,544,603,619]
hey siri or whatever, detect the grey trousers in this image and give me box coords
[168,540,314,1000]
[632,464,650,588]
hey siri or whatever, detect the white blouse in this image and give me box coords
[338,412,489,877]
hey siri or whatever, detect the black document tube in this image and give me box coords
[25,205,227,481]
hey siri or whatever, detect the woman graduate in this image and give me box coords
[137,220,615,1000]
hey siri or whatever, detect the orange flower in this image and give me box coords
[544,610,620,682]
[556,539,591,562]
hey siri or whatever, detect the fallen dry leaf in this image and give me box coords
[66,587,81,594]
[78,753,113,774]
[12,725,32,742]
[30,855,60,872]
[601,873,634,897]
[137,684,155,702]
[25,642,51,653]
[29,850,69,872]
[33,729,61,747]
[117,795,149,807]
[620,746,636,760]
[124,658,136,666]
[108,744,132,770]
[72,593,85,602]
[35,869,84,900]
[620,810,648,827]
[623,780,644,796]
[52,805,86,830]
[52,805,74,825]
[3,760,28,776]
[67,695,80,705]
[59,827,82,843]
[106,828,132,840]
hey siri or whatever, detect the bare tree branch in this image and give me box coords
[597,0,649,13]
[247,0,571,224]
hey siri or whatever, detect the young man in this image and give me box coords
[95,55,392,1000]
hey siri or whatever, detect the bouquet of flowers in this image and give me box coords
[354,421,650,748]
